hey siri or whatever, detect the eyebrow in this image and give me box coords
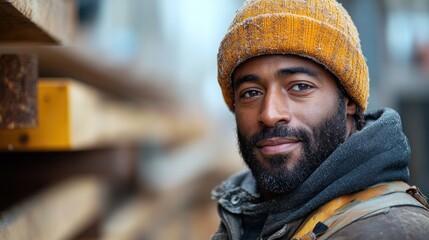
[233,74,259,91]
[277,67,318,78]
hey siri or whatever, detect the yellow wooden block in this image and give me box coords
[0,78,112,150]
[0,79,72,150]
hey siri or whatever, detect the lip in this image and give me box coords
[256,137,300,155]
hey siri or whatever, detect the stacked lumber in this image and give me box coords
[0,1,204,239]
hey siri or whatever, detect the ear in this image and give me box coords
[345,97,357,116]
[344,97,357,137]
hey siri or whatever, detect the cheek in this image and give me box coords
[292,96,339,127]
[235,109,260,137]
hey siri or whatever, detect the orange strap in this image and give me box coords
[291,181,410,239]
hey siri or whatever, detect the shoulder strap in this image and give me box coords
[319,190,427,239]
[291,181,428,240]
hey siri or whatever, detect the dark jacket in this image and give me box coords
[211,109,429,239]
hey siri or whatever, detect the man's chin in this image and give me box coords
[248,155,309,194]
[257,152,301,171]
[255,169,302,194]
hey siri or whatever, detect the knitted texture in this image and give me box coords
[218,0,369,112]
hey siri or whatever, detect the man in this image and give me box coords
[211,0,429,239]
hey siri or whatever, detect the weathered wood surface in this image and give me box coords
[0,0,76,44]
[0,177,104,240]
[0,54,37,129]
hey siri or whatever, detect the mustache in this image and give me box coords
[246,125,311,146]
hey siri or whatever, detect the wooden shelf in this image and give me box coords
[0,0,76,44]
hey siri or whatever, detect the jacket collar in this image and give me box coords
[211,170,260,214]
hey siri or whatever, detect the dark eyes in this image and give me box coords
[240,89,261,98]
[290,83,312,91]
[238,83,313,100]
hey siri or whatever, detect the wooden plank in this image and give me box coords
[0,146,138,211]
[0,177,104,240]
[0,78,193,150]
[0,54,37,129]
[101,169,227,240]
[101,197,157,240]
[0,46,174,106]
[0,0,76,44]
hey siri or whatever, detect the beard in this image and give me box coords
[237,98,347,194]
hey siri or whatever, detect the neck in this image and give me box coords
[260,188,283,202]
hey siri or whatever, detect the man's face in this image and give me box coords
[233,55,355,196]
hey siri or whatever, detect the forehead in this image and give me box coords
[233,54,329,79]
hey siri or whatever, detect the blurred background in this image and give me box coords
[1,0,429,239]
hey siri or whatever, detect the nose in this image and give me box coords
[258,89,291,128]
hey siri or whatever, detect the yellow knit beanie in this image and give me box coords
[218,0,369,112]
